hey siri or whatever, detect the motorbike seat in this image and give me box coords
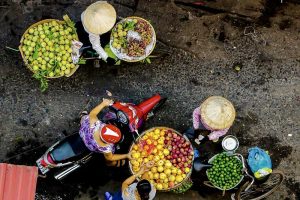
[51,133,89,163]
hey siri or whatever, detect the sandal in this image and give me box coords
[115,159,127,167]
[80,111,88,118]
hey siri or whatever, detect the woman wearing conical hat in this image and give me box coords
[75,1,117,64]
[193,96,236,142]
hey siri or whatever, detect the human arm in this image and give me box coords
[88,33,108,61]
[149,184,157,200]
[121,162,153,193]
[193,107,201,129]
[208,128,229,141]
[103,151,132,161]
[89,98,113,123]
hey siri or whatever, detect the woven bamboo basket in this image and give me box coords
[128,127,194,192]
[109,16,156,62]
[19,18,80,78]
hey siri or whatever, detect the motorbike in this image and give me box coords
[36,94,166,180]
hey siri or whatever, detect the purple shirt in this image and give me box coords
[193,107,229,140]
[79,115,115,153]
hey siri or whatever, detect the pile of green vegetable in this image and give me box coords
[111,20,136,50]
[170,178,193,194]
[207,153,243,190]
[20,16,84,91]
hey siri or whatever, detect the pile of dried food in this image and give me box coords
[110,17,155,61]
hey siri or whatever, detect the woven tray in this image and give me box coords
[128,127,194,192]
[19,19,80,78]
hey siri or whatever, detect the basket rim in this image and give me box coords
[19,18,80,78]
[128,126,194,192]
[206,153,244,191]
[109,16,156,62]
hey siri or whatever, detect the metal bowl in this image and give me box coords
[222,135,239,152]
[128,127,194,192]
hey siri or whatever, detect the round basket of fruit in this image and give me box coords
[19,16,80,80]
[129,127,194,192]
[206,153,244,191]
[109,16,156,62]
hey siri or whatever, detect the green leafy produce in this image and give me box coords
[32,71,48,92]
[171,179,193,194]
[21,17,78,91]
[77,58,86,65]
[145,57,151,64]
[207,153,243,190]
[104,44,118,61]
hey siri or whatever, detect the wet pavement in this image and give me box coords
[0,0,299,200]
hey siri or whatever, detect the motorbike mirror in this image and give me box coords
[106,90,113,97]
[105,90,117,102]
[133,129,140,143]
[131,129,140,144]
[135,129,140,138]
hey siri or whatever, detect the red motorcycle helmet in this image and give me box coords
[100,124,122,144]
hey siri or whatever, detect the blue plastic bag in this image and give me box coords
[247,147,272,179]
[194,149,200,158]
[104,191,122,200]
[105,192,113,200]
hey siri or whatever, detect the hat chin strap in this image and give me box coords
[99,127,110,144]
[98,131,107,144]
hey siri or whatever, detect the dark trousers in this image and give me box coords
[184,127,210,146]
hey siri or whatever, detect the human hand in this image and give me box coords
[99,52,109,62]
[138,165,149,174]
[126,152,133,160]
[102,98,113,106]
[145,161,155,169]
[138,161,154,174]
[100,55,106,62]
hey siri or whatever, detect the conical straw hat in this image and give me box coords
[82,1,116,35]
[200,96,236,130]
